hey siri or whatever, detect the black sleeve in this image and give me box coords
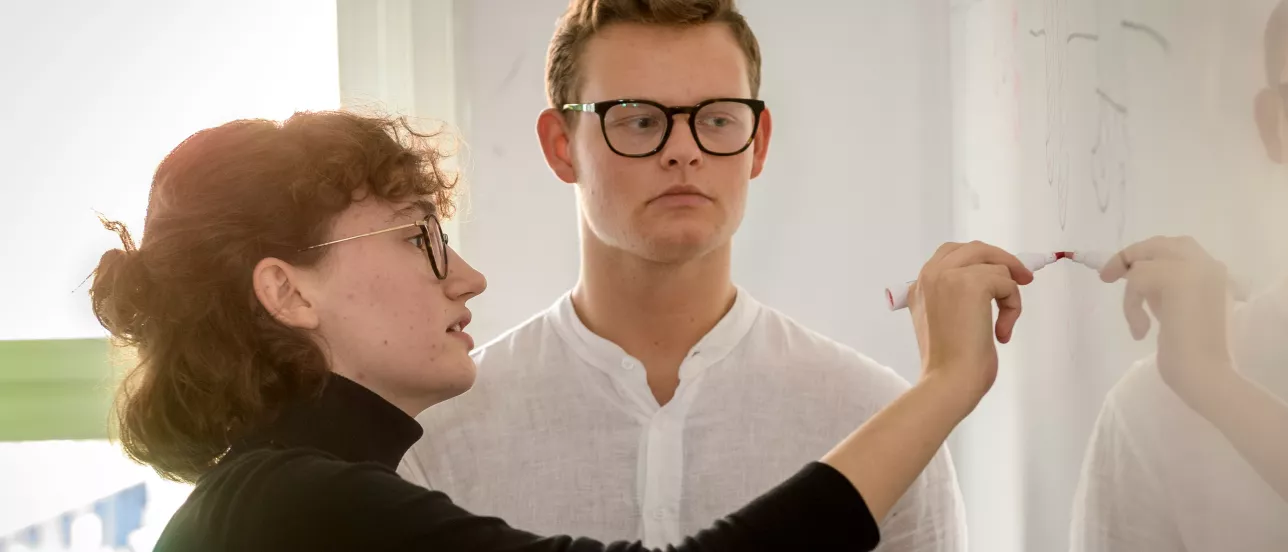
[303,458,881,551]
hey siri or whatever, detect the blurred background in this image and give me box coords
[1,1,1284,550]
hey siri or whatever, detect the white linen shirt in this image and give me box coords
[399,288,967,551]
[1070,289,1288,552]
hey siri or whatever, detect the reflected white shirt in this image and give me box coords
[1070,290,1288,552]
[399,288,966,551]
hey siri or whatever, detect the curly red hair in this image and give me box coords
[90,111,457,482]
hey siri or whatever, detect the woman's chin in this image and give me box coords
[419,358,477,408]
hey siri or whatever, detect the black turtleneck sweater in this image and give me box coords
[154,374,880,551]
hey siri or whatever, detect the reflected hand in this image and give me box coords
[1101,236,1237,403]
[1104,237,1288,504]
[909,241,1035,405]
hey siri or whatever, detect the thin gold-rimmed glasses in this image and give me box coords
[299,214,449,280]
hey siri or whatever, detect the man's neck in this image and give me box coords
[571,235,737,405]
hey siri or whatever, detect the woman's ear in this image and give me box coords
[1255,87,1284,164]
[252,257,320,330]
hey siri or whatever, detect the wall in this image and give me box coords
[450,0,585,345]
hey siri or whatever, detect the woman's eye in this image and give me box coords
[407,234,426,250]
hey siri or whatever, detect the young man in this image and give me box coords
[399,1,966,549]
[1069,3,1288,550]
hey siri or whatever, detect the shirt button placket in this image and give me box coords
[641,408,686,546]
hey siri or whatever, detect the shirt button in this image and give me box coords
[621,358,637,371]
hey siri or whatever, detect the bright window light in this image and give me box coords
[1,1,339,549]
[0,0,341,341]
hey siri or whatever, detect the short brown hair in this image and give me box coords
[545,0,762,108]
[90,111,457,483]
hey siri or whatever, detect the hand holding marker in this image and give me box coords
[886,250,1246,311]
[886,252,1062,311]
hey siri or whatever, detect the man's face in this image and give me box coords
[567,22,770,263]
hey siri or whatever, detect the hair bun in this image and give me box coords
[90,217,149,343]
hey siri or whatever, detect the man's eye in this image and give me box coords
[407,234,426,250]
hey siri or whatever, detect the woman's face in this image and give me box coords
[302,197,486,413]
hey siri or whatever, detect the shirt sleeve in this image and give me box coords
[319,460,880,551]
[1069,388,1183,552]
[870,443,967,552]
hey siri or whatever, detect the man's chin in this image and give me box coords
[638,230,728,263]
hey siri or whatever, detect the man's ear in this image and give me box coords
[252,257,320,330]
[749,106,773,179]
[537,108,579,184]
[1255,87,1284,164]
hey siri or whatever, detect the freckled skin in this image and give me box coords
[302,197,487,412]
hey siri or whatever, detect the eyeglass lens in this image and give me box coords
[601,101,756,155]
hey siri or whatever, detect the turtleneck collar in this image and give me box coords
[230,374,423,471]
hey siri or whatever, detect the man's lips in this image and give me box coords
[651,185,711,204]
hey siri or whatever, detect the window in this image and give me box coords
[1,2,340,549]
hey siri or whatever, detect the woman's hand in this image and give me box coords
[822,241,1033,522]
[908,241,1035,408]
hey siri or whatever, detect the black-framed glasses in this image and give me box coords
[299,214,449,280]
[562,98,766,158]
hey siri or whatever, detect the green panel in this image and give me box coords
[0,338,117,441]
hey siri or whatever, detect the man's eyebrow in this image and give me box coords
[388,199,435,223]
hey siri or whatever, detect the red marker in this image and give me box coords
[1063,251,1111,270]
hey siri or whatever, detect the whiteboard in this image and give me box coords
[949,0,1286,550]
